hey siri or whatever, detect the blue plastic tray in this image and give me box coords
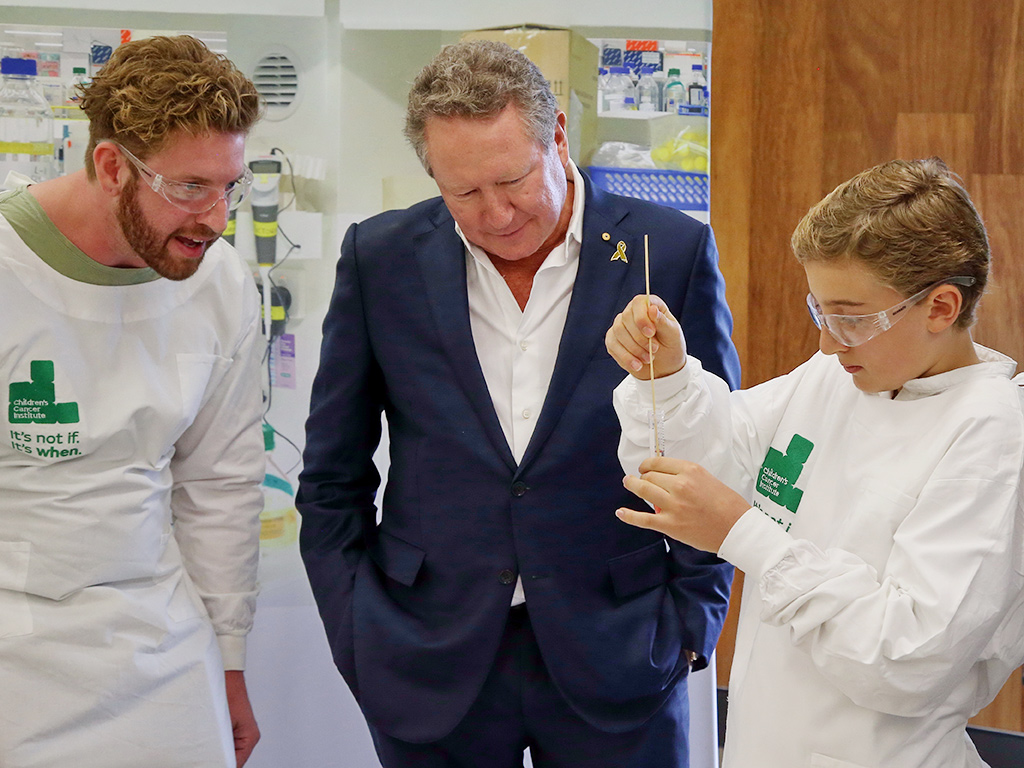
[587,166,709,211]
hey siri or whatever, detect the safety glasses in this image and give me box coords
[112,142,253,213]
[806,276,977,347]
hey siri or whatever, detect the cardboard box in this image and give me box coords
[460,25,598,165]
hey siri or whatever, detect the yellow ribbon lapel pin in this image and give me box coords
[610,240,628,263]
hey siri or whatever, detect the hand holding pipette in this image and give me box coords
[616,458,749,553]
[605,293,688,381]
[607,236,687,510]
[607,288,748,548]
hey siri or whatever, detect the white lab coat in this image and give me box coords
[0,192,264,768]
[615,347,1024,768]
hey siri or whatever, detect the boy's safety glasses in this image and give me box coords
[111,142,253,213]
[806,276,976,347]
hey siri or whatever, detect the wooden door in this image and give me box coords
[710,0,1024,731]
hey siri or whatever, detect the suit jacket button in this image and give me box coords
[511,481,528,497]
[498,569,515,585]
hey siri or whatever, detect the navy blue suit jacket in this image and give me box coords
[298,176,739,744]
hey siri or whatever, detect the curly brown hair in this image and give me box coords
[791,157,989,329]
[79,35,261,178]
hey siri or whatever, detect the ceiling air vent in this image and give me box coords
[252,48,301,122]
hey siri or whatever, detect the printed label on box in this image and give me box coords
[270,333,296,389]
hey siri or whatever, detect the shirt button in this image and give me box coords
[498,569,515,585]
[519,340,529,351]
[522,408,531,419]
[511,481,528,497]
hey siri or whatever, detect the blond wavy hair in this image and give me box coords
[404,40,559,177]
[791,157,989,329]
[79,35,261,178]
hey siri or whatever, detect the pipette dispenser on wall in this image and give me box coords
[249,157,283,339]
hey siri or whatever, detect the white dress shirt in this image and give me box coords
[457,160,586,605]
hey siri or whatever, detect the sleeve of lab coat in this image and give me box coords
[719,408,1024,717]
[169,305,265,671]
[614,354,796,498]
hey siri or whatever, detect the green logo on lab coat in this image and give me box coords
[756,433,813,514]
[8,360,80,424]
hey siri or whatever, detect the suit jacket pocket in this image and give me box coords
[608,539,670,599]
[369,529,426,587]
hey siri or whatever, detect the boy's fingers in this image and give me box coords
[615,507,664,532]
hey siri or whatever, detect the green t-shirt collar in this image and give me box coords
[0,187,160,286]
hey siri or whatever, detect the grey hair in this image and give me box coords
[404,40,559,176]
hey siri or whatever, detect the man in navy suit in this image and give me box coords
[298,40,740,767]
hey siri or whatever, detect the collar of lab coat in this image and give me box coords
[896,343,1017,399]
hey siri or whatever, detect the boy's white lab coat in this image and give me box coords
[616,348,1024,768]
[0,199,263,768]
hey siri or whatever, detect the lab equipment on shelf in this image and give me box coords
[0,57,58,185]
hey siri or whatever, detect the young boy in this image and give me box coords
[606,158,1024,767]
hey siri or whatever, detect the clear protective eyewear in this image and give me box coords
[112,142,253,213]
[806,276,977,347]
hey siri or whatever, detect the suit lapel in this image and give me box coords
[414,205,516,471]
[517,183,634,475]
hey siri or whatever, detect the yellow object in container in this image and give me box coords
[652,126,709,173]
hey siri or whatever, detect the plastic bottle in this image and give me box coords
[601,66,631,112]
[0,57,57,185]
[687,63,708,109]
[597,67,609,113]
[602,66,621,111]
[65,67,91,107]
[637,66,660,112]
[664,68,686,115]
[621,66,639,110]
[260,424,298,550]
[652,68,668,112]
[37,78,65,111]
[599,66,617,112]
